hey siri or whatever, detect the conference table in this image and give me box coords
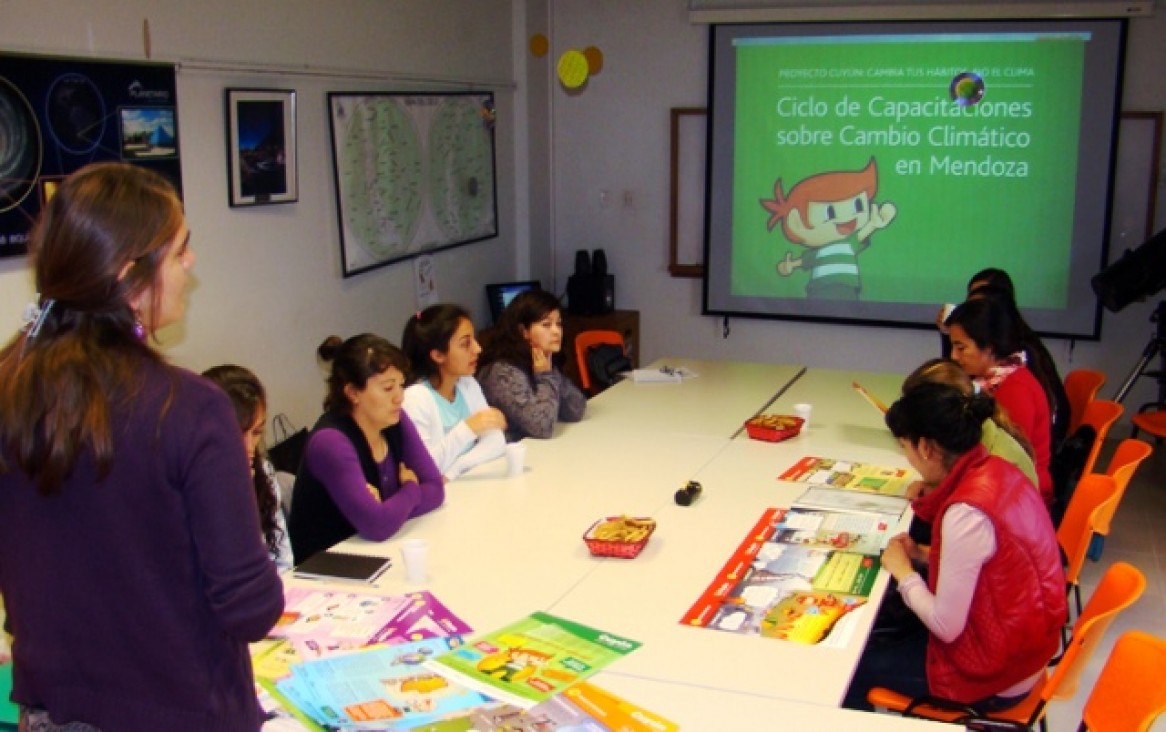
[286,358,951,729]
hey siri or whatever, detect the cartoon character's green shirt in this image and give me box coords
[801,232,863,300]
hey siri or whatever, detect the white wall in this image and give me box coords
[546,0,1166,423]
[0,0,520,431]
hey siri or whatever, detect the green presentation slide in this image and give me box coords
[729,32,1087,307]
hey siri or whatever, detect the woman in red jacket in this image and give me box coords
[843,383,1066,712]
[945,297,1055,508]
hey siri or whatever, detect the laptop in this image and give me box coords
[485,280,541,324]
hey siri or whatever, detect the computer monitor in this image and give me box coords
[485,280,541,324]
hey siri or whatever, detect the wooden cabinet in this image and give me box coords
[561,309,640,392]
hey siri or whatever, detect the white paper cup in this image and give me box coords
[793,403,812,432]
[401,538,429,584]
[505,443,527,476]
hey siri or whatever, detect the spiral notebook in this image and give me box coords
[293,550,392,583]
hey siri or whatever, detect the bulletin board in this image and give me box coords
[0,52,181,258]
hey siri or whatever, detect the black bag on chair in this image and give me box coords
[268,413,309,475]
[585,343,632,389]
[1049,423,1097,527]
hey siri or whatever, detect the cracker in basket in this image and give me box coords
[590,516,655,543]
[748,414,801,429]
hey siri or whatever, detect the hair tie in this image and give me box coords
[415,311,422,321]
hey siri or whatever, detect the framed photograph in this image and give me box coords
[225,88,297,207]
[328,91,498,277]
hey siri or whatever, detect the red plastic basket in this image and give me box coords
[583,516,656,558]
[744,414,804,442]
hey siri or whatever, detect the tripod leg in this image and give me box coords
[1113,338,1159,404]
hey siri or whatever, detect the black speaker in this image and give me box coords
[591,248,608,276]
[574,249,592,276]
[567,274,615,315]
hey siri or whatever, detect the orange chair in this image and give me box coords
[1058,473,1120,619]
[574,329,626,395]
[1063,369,1106,434]
[1086,438,1153,561]
[1078,399,1124,476]
[1131,408,1166,446]
[866,561,1146,732]
[1080,630,1166,731]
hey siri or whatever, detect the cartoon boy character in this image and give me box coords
[760,157,896,300]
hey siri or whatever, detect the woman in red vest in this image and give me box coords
[843,382,1066,712]
[945,297,1056,508]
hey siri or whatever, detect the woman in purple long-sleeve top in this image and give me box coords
[288,334,445,563]
[0,163,284,731]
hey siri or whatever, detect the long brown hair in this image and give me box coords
[903,358,1035,460]
[201,364,284,556]
[477,289,563,382]
[0,163,184,495]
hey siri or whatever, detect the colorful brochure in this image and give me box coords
[779,455,915,497]
[276,637,488,730]
[680,507,880,647]
[432,612,641,708]
[774,505,900,555]
[793,485,909,518]
[412,681,678,731]
[271,588,472,661]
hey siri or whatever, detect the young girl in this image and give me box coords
[288,334,444,563]
[477,290,587,441]
[202,364,294,571]
[402,304,507,480]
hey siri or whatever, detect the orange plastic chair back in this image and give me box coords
[866,561,1145,730]
[1093,438,1153,537]
[1081,630,1166,732]
[1063,369,1105,434]
[574,330,625,394]
[1056,473,1119,615]
[1056,561,1147,698]
[1079,399,1123,476]
[1131,410,1166,443]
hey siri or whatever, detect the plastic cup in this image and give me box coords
[401,538,429,584]
[506,443,527,476]
[793,403,813,432]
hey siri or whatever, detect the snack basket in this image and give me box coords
[583,516,656,558]
[744,414,804,442]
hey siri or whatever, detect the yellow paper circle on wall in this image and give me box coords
[583,46,604,74]
[530,33,549,58]
[557,49,589,89]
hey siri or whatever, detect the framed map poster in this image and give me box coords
[0,52,180,258]
[327,91,498,277]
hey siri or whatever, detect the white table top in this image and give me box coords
[289,362,932,727]
[544,434,912,707]
[570,357,805,439]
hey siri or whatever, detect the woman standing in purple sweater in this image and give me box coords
[0,163,284,731]
[288,334,445,564]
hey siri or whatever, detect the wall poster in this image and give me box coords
[0,52,181,258]
[327,91,498,277]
